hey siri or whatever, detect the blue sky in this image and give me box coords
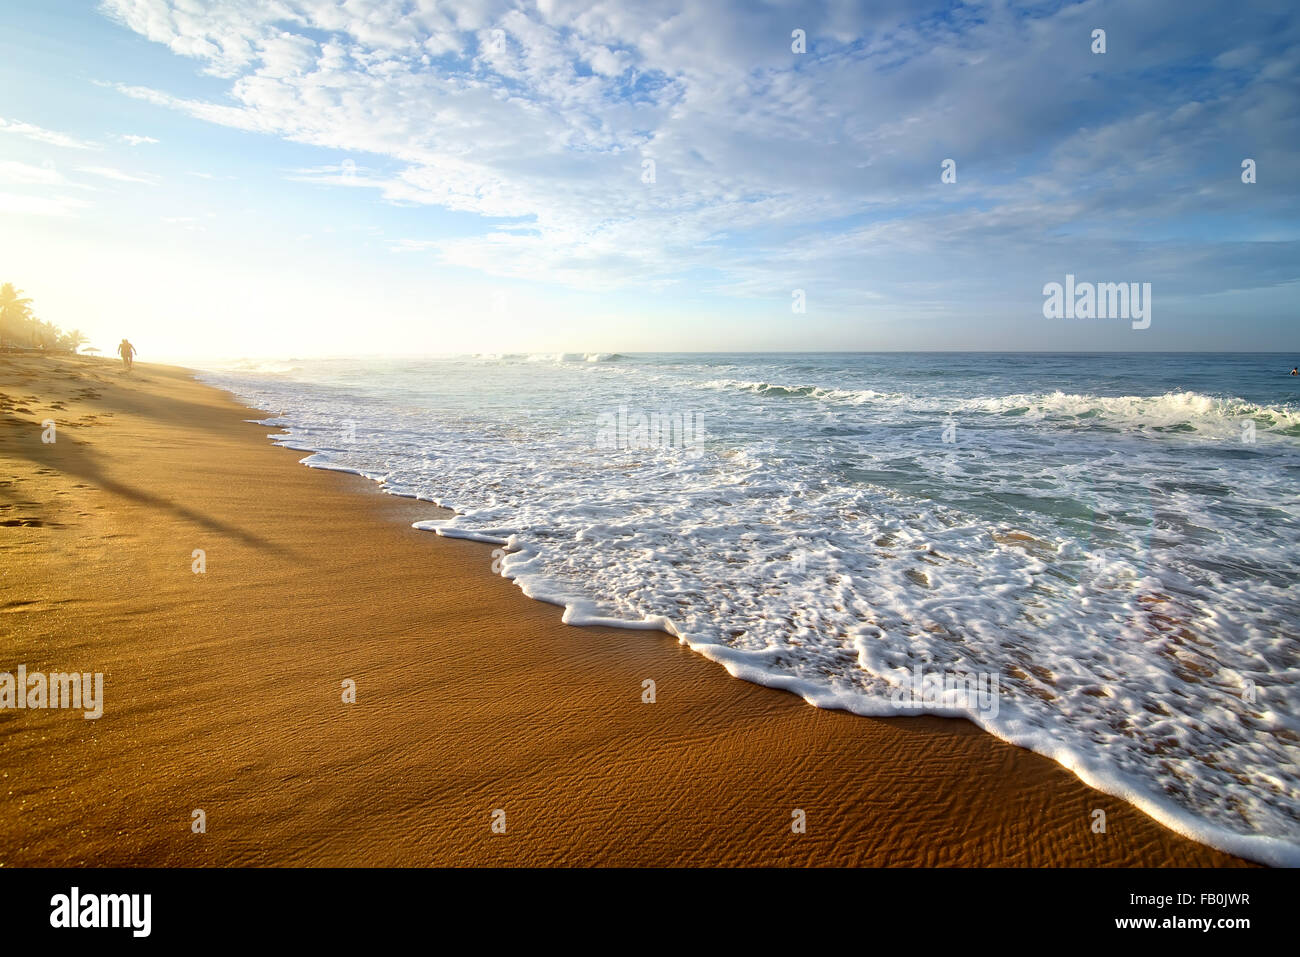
[0,0,1296,358]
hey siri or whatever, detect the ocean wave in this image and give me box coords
[701,378,901,404]
[958,390,1300,436]
[704,379,1300,438]
[203,358,303,375]
[474,351,625,364]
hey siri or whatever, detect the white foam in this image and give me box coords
[701,377,904,404]
[956,389,1300,440]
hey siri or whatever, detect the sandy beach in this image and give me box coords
[0,353,1250,867]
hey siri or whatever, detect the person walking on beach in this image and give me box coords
[117,338,136,372]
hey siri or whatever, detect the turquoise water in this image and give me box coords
[203,352,1300,864]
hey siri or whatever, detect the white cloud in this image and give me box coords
[584,44,626,77]
[76,165,159,184]
[95,0,1300,306]
[161,215,206,231]
[285,162,380,188]
[0,192,93,217]
[117,133,160,145]
[0,160,68,186]
[0,117,98,150]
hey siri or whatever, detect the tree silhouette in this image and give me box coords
[0,282,87,352]
[0,282,35,347]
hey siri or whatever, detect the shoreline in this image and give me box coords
[0,354,1252,866]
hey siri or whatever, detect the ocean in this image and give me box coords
[199,352,1300,865]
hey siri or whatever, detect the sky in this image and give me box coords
[0,0,1296,359]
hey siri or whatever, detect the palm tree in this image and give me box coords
[35,319,59,350]
[0,283,34,348]
[58,329,89,354]
[0,282,85,352]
